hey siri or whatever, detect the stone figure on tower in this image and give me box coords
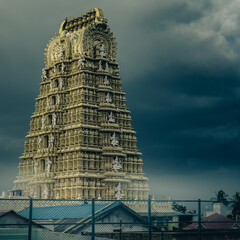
[110,132,118,146]
[112,157,122,172]
[46,158,52,173]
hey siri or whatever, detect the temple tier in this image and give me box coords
[13,8,149,200]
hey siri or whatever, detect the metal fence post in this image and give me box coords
[198,199,201,240]
[119,219,122,240]
[148,195,152,240]
[28,198,33,240]
[92,198,95,240]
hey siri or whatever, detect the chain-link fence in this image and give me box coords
[0,198,239,240]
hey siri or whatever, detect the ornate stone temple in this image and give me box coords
[13,8,149,200]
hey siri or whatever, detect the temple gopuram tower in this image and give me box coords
[13,8,149,200]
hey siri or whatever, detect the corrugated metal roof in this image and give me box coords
[95,201,121,218]
[64,201,148,234]
[19,203,110,220]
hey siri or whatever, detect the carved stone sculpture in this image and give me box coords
[61,62,65,72]
[100,44,106,58]
[99,60,103,71]
[103,76,109,85]
[42,184,49,199]
[46,98,50,108]
[34,160,38,174]
[108,111,115,123]
[37,136,42,148]
[42,115,46,129]
[105,93,112,103]
[52,113,57,125]
[58,46,64,59]
[112,156,121,172]
[78,56,85,69]
[42,68,47,81]
[59,78,63,88]
[57,95,60,105]
[110,132,118,146]
[115,183,124,199]
[49,134,54,148]
[105,62,109,72]
[46,158,52,173]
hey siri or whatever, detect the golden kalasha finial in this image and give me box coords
[90,10,95,20]
[82,12,87,26]
[79,13,83,26]
[79,21,83,28]
[59,8,104,33]
[69,22,74,31]
[87,10,92,22]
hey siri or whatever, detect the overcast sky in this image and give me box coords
[1,0,240,200]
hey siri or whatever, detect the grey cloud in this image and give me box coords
[118,0,240,85]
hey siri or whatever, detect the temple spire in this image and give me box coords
[13,8,149,200]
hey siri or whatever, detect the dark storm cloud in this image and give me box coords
[120,0,240,197]
[0,0,240,198]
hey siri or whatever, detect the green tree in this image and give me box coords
[172,202,187,214]
[230,192,240,220]
[211,190,229,207]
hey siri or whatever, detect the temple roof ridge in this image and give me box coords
[59,8,105,34]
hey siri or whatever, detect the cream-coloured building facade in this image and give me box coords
[13,8,149,200]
